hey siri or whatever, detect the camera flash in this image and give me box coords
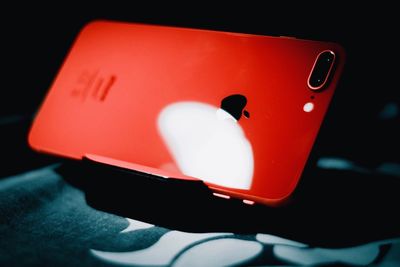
[303,102,314,112]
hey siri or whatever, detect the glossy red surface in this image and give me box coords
[29,21,345,204]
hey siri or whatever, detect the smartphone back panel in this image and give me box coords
[29,21,345,204]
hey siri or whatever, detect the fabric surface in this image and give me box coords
[1,165,400,266]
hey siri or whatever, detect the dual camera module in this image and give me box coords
[308,50,335,91]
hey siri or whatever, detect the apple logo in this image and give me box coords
[158,94,254,189]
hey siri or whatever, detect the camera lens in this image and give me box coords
[308,50,335,90]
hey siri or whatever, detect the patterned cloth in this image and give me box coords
[1,165,399,266]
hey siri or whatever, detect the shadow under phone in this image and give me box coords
[57,157,400,248]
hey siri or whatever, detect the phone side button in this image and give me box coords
[213,192,231,199]
[279,35,296,39]
[243,199,255,205]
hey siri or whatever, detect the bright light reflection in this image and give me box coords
[158,102,254,189]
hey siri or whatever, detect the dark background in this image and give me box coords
[1,3,399,246]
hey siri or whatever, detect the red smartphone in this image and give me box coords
[28,21,345,205]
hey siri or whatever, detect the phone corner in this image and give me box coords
[26,126,40,153]
[329,42,347,63]
[77,19,115,38]
[266,183,300,206]
[82,19,108,29]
